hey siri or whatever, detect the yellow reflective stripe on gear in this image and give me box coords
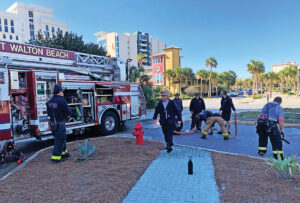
[51,155,61,160]
[222,133,228,136]
[61,149,68,155]
[259,147,267,150]
[202,131,208,135]
[273,150,283,154]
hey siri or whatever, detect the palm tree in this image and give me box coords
[205,57,218,98]
[196,69,207,97]
[174,67,184,95]
[211,72,219,96]
[235,78,244,90]
[278,70,285,93]
[289,65,298,92]
[182,67,194,86]
[247,60,265,99]
[164,69,175,92]
[129,65,145,82]
[136,53,146,67]
[258,73,265,94]
[265,72,277,98]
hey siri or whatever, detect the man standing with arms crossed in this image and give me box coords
[219,90,237,135]
[47,84,71,163]
[153,91,182,153]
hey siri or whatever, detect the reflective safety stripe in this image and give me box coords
[222,133,228,136]
[51,155,61,160]
[259,147,267,151]
[202,130,208,135]
[61,149,68,155]
[273,150,283,154]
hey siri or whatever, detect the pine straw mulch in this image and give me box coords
[212,152,300,203]
[0,137,164,203]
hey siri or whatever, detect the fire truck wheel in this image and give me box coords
[99,111,119,135]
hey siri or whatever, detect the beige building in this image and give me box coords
[272,61,297,73]
[0,2,68,43]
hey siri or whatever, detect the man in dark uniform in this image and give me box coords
[173,93,183,131]
[219,90,236,134]
[47,84,72,163]
[189,93,206,131]
[153,91,182,153]
[256,97,285,159]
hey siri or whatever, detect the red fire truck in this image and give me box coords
[0,40,146,149]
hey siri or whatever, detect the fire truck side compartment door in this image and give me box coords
[0,67,12,141]
[130,96,139,117]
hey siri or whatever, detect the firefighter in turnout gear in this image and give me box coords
[256,97,285,159]
[201,113,229,140]
[47,84,72,163]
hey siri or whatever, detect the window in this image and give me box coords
[9,35,12,40]
[29,18,34,22]
[45,25,49,31]
[16,36,19,40]
[29,24,34,30]
[52,26,55,32]
[28,11,33,18]
[156,67,160,72]
[0,18,2,32]
[57,27,61,32]
[4,19,8,32]
[160,74,163,83]
[10,20,14,33]
[3,34,6,39]
[45,25,49,38]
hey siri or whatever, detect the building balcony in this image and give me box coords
[140,48,148,52]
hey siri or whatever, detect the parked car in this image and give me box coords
[237,89,244,95]
[245,89,253,95]
[227,90,238,97]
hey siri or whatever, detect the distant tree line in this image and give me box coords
[29,30,106,56]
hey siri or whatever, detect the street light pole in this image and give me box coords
[125,58,132,82]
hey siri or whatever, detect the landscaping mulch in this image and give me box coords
[212,152,300,203]
[0,137,164,203]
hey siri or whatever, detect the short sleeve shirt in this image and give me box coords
[260,102,285,122]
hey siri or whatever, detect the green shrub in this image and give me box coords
[283,89,288,94]
[146,98,159,109]
[287,92,296,95]
[247,94,264,99]
[75,139,96,161]
[266,154,300,180]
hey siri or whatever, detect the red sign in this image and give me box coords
[0,40,74,60]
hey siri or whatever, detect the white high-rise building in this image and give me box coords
[94,31,166,76]
[272,61,297,73]
[0,2,68,43]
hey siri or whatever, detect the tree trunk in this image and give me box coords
[270,79,273,98]
[168,77,171,93]
[293,82,296,92]
[260,80,263,95]
[179,78,182,95]
[253,75,256,99]
[200,79,203,97]
[285,77,288,90]
[209,66,212,98]
[255,74,258,97]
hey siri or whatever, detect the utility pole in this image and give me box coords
[125,58,132,82]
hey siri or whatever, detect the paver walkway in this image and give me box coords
[123,146,220,203]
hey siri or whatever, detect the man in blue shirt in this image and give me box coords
[256,97,285,159]
[153,91,182,153]
[47,84,72,163]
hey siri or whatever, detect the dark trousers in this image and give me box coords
[161,122,175,148]
[175,116,183,131]
[51,123,67,159]
[256,121,283,159]
[191,112,200,130]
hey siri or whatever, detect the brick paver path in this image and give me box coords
[123,146,220,203]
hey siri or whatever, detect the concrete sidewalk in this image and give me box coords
[123,146,220,203]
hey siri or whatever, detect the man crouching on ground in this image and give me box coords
[153,91,182,153]
[201,113,229,140]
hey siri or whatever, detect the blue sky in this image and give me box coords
[1,0,300,78]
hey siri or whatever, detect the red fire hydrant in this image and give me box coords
[133,122,144,145]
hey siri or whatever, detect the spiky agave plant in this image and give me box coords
[75,139,96,161]
[266,154,300,180]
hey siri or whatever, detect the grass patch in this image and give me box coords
[237,110,300,124]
